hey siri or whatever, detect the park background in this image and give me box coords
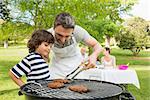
[0,0,150,100]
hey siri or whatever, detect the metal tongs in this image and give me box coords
[65,62,89,79]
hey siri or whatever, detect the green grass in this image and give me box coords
[112,48,150,66]
[0,46,150,100]
[128,69,150,100]
[0,46,28,100]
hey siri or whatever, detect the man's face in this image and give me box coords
[54,25,74,45]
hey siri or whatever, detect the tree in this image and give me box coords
[0,0,136,48]
[88,19,120,47]
[0,0,12,48]
[77,0,135,47]
[0,21,33,47]
[13,0,135,29]
[116,17,150,56]
[0,1,11,21]
[13,0,51,29]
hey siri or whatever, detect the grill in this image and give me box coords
[20,79,124,100]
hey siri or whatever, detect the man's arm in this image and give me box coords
[73,25,103,68]
[85,37,103,68]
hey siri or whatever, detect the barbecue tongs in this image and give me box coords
[65,62,88,79]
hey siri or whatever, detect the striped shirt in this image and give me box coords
[10,52,50,82]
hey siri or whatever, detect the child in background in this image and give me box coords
[9,30,54,87]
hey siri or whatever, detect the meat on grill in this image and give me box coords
[53,79,70,84]
[48,82,64,89]
[68,85,89,93]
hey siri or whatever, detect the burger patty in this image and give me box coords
[48,82,64,89]
[68,85,89,93]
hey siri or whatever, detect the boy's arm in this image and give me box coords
[8,71,24,87]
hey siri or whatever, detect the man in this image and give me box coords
[48,12,103,79]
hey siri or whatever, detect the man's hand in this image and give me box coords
[84,53,97,69]
[84,37,103,69]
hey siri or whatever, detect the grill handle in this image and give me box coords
[26,81,42,88]
[18,81,42,96]
[18,90,23,96]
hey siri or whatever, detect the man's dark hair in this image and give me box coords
[27,30,54,53]
[105,47,110,54]
[54,12,75,29]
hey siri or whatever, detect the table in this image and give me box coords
[73,68,140,89]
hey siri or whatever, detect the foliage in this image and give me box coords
[116,17,150,56]
[0,21,33,43]
[0,0,34,47]
[0,1,12,21]
[0,0,136,47]
[13,0,134,29]
[75,0,134,46]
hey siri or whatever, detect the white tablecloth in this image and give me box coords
[73,68,140,89]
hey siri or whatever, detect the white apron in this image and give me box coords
[49,36,83,79]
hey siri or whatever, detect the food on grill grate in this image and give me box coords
[48,82,64,89]
[68,85,89,93]
[21,80,124,100]
[53,79,70,84]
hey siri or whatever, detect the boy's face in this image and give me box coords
[36,42,53,57]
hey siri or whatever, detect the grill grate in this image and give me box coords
[21,79,123,100]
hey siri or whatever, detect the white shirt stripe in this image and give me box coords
[19,61,30,73]
[13,65,25,76]
[30,59,45,65]
[31,63,48,70]
[30,67,49,74]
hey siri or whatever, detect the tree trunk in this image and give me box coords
[113,37,117,47]
[105,35,111,47]
[4,40,8,48]
[131,47,140,56]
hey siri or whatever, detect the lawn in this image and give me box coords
[0,46,150,100]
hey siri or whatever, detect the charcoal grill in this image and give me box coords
[20,79,124,100]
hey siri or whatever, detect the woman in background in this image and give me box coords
[101,47,116,68]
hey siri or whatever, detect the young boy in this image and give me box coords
[9,30,54,87]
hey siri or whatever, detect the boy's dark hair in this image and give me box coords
[105,47,110,54]
[54,12,75,29]
[27,30,54,53]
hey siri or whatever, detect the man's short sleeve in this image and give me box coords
[73,25,91,43]
[10,58,31,78]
